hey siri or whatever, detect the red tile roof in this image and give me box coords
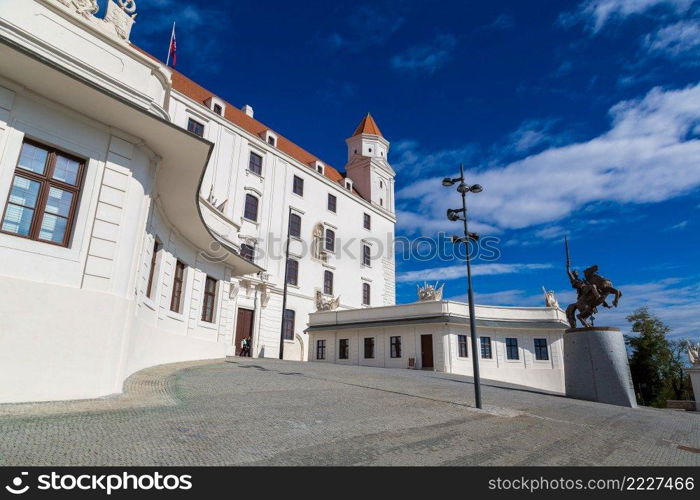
[131,44,365,196]
[353,113,383,137]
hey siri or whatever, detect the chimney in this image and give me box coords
[242,105,254,118]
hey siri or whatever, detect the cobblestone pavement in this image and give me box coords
[0,358,698,466]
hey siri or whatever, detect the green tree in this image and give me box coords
[665,339,692,401]
[624,307,673,407]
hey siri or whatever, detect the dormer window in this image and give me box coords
[345,179,353,191]
[262,130,278,147]
[205,96,226,116]
[312,161,324,175]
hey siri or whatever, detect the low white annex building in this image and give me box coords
[0,0,396,403]
[307,301,570,394]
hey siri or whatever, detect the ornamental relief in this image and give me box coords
[51,0,138,41]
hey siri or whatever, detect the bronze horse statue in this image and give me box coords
[564,239,622,329]
[583,265,622,308]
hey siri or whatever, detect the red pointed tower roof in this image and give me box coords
[353,113,383,137]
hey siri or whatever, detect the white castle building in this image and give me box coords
[0,1,569,404]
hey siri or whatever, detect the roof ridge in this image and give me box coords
[129,44,363,194]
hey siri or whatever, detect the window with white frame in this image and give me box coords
[534,338,549,361]
[506,338,519,360]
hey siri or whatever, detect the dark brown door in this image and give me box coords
[234,308,255,356]
[421,334,434,369]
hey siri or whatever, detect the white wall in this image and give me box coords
[0,81,232,403]
[309,325,565,394]
[167,90,397,360]
[445,325,565,393]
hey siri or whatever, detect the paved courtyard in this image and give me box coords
[0,358,698,466]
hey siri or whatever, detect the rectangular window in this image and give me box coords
[289,213,301,238]
[390,336,402,358]
[362,282,371,305]
[283,309,295,340]
[213,104,223,116]
[339,339,349,359]
[170,260,186,313]
[325,228,335,252]
[1,140,86,247]
[248,152,262,175]
[364,337,374,359]
[293,175,304,196]
[327,193,337,213]
[480,337,492,359]
[286,259,298,286]
[316,339,326,360]
[534,338,549,361]
[363,213,371,230]
[187,118,205,137]
[201,276,217,323]
[323,270,334,295]
[146,239,161,299]
[243,194,258,221]
[458,335,469,358]
[267,135,276,146]
[506,338,519,360]
[362,244,371,266]
[240,244,255,262]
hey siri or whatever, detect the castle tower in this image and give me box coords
[345,113,395,213]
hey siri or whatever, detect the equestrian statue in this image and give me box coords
[564,237,622,329]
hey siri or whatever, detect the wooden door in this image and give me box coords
[421,334,434,369]
[234,308,255,356]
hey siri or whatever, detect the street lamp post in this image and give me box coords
[279,206,292,360]
[443,163,483,409]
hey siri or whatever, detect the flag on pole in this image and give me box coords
[166,22,177,68]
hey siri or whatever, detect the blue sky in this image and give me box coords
[119,0,699,340]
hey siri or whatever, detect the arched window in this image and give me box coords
[243,193,258,221]
[325,228,335,252]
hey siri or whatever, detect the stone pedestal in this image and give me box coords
[689,367,700,411]
[564,327,637,408]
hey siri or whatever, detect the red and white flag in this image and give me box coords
[166,22,177,68]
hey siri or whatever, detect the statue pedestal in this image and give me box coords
[564,327,637,408]
[689,366,700,412]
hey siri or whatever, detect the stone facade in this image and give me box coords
[0,0,395,402]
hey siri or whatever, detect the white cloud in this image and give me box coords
[392,139,477,176]
[395,209,498,237]
[482,14,515,31]
[396,263,552,282]
[666,220,689,230]
[326,5,405,52]
[561,0,695,33]
[644,19,700,63]
[398,83,700,231]
[582,278,700,340]
[391,34,457,74]
[506,119,570,154]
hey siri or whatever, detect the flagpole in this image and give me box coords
[166,22,175,67]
